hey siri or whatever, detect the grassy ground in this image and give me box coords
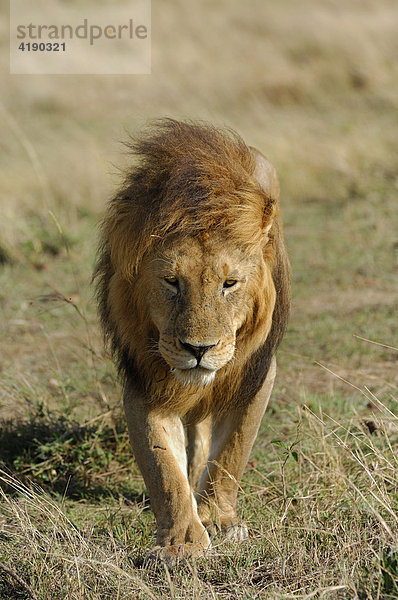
[0,0,397,597]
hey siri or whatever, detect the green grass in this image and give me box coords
[1,0,398,597]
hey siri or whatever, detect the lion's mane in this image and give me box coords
[94,119,290,421]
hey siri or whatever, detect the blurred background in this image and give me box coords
[0,0,397,417]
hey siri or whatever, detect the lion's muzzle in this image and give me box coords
[158,335,236,387]
[178,340,217,365]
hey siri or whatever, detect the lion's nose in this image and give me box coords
[179,340,217,362]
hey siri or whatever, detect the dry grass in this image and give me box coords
[0,0,397,597]
[0,391,396,599]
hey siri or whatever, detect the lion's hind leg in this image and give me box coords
[186,416,212,492]
[196,358,276,541]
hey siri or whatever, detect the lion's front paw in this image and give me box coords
[144,542,209,568]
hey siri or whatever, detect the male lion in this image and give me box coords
[94,119,290,566]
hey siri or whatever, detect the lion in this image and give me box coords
[94,119,290,566]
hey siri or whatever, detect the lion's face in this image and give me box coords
[141,234,263,387]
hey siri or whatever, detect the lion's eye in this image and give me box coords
[223,278,238,289]
[164,275,179,287]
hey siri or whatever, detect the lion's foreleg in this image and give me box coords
[186,416,212,492]
[196,357,276,539]
[123,382,210,558]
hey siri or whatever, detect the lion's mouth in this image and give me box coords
[176,363,215,372]
[170,365,216,387]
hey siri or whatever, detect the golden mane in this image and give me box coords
[102,119,274,276]
[94,119,290,422]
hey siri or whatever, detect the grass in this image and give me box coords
[0,393,396,599]
[0,0,397,597]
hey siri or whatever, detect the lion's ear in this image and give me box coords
[250,147,279,236]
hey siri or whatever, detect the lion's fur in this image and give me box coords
[94,119,290,423]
